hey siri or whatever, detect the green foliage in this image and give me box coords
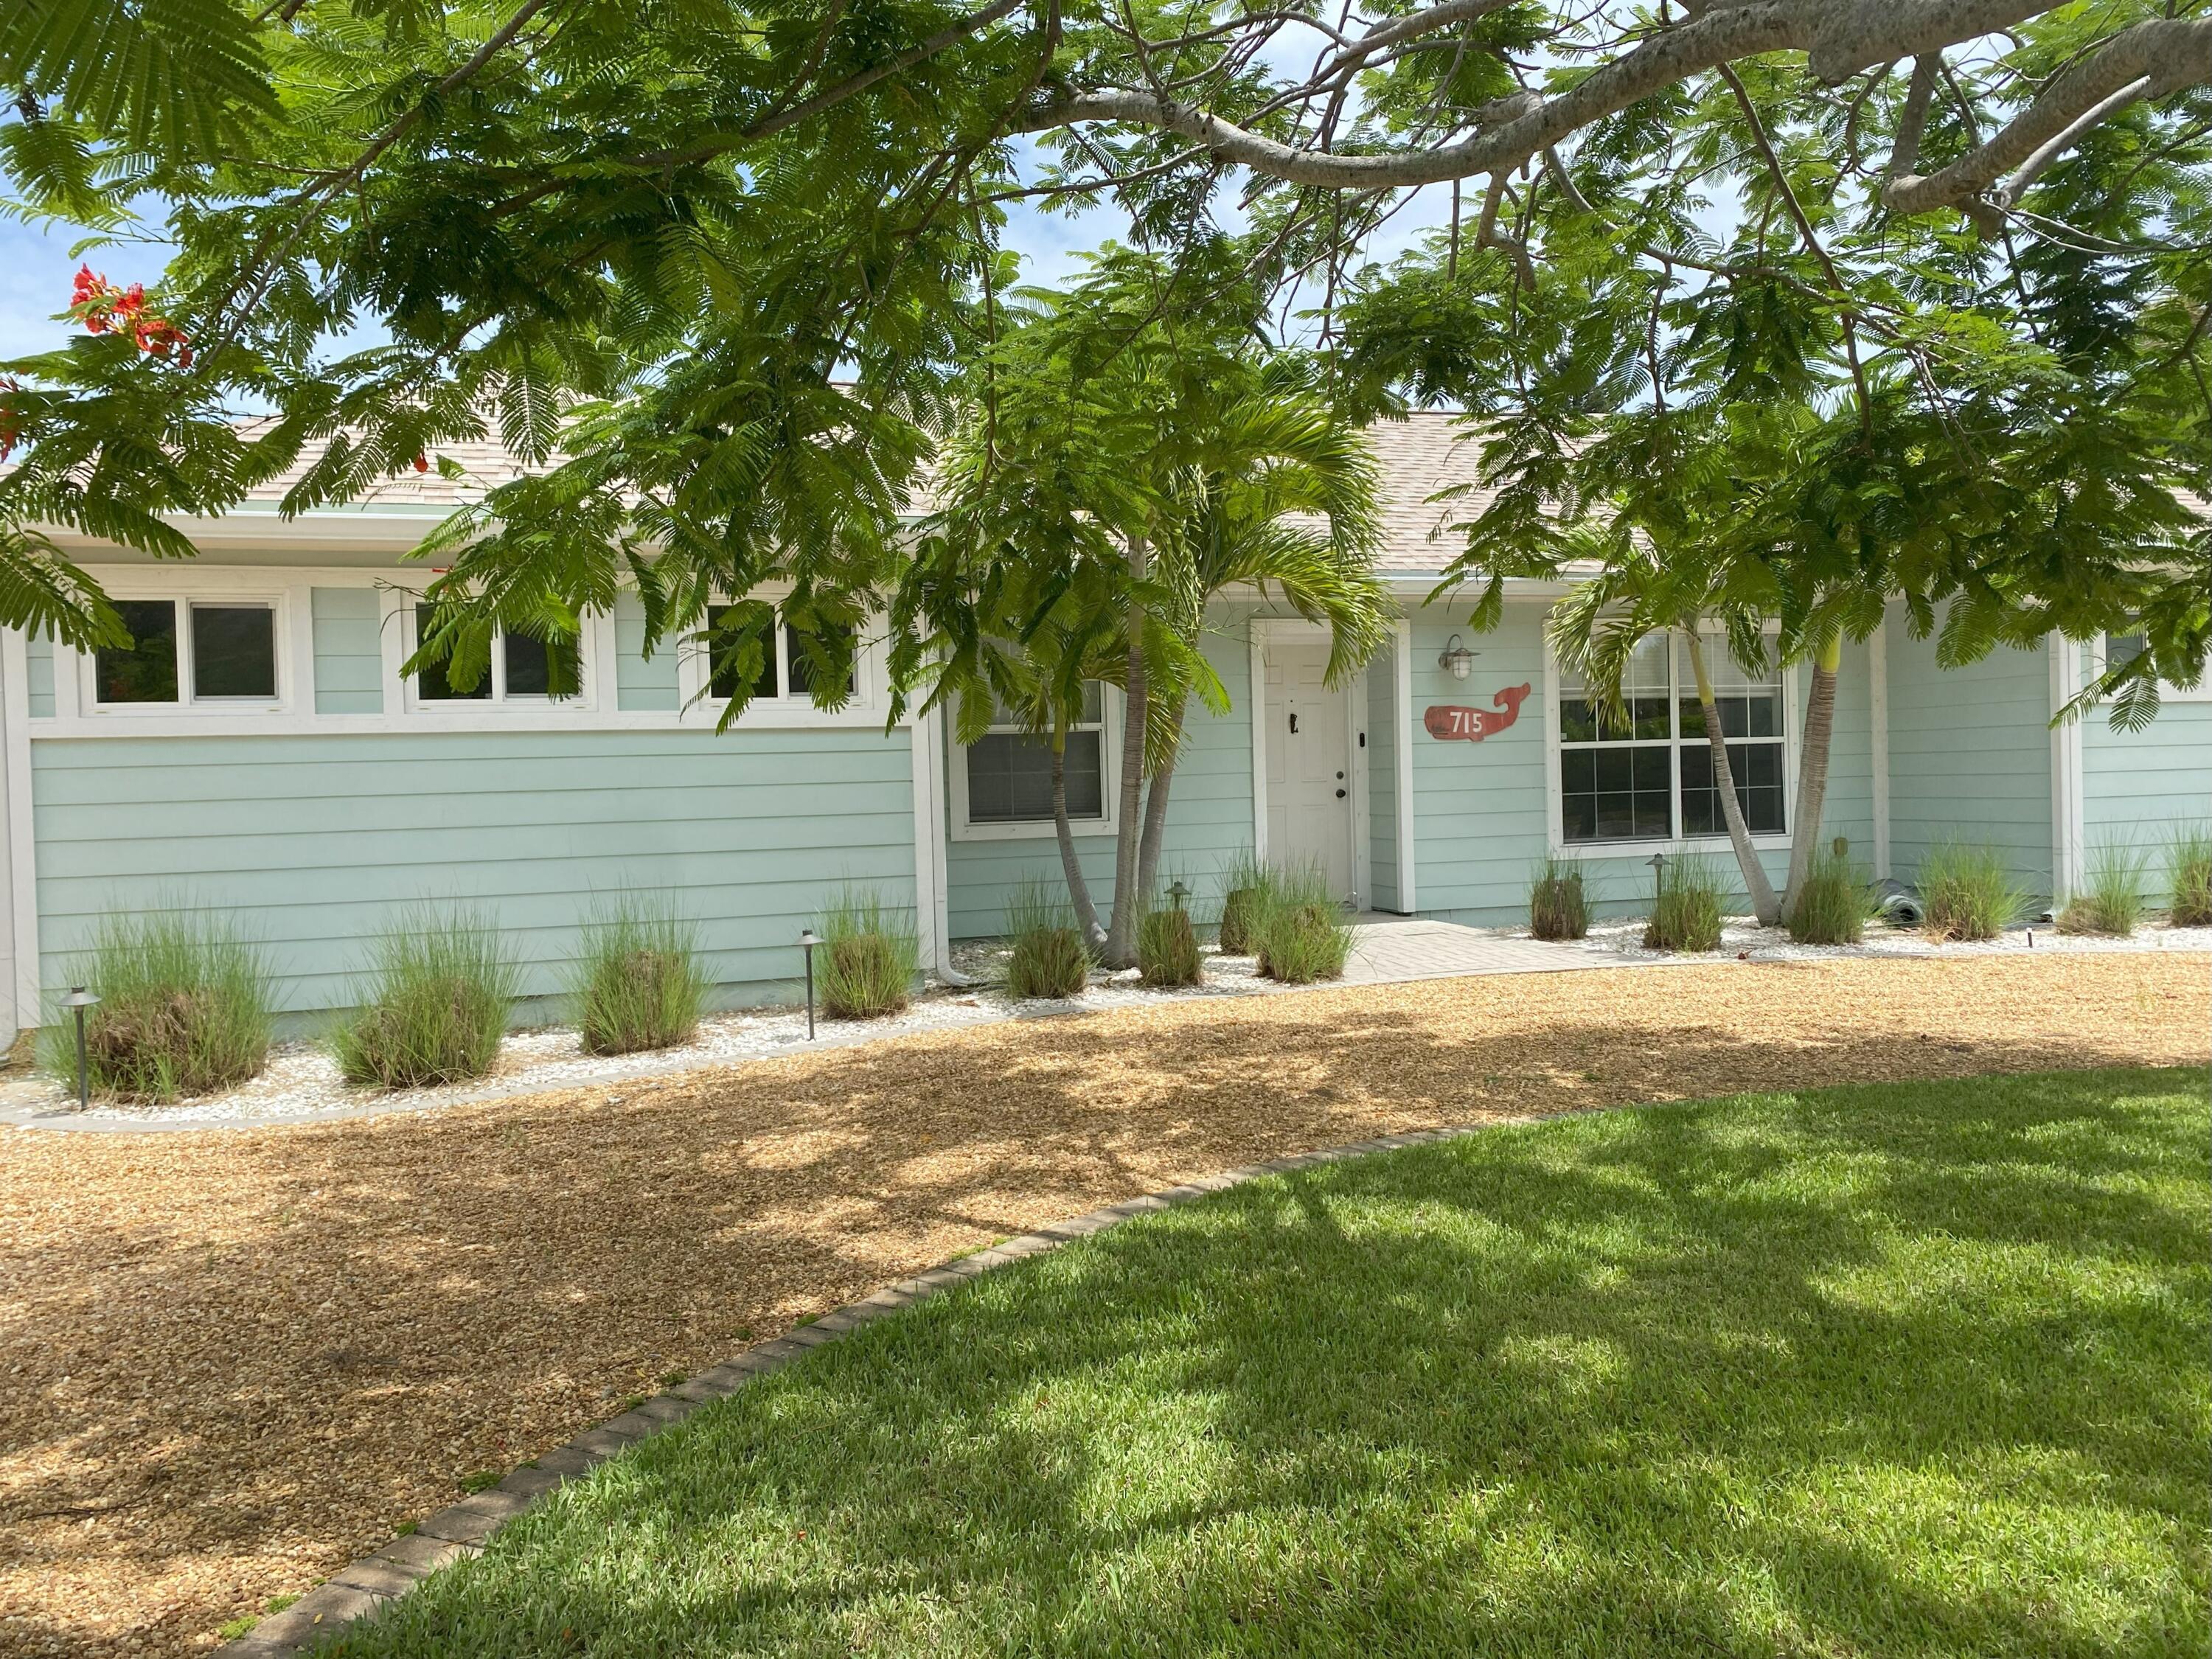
[1137,903,1202,989]
[817,888,919,1020]
[1253,865,1351,984]
[1644,857,1725,953]
[1004,879,1091,1001]
[1528,858,1589,942]
[572,903,707,1056]
[1787,846,1871,946]
[1918,845,2031,944]
[2059,845,2149,938]
[332,909,515,1089]
[2166,828,2212,928]
[43,909,271,1102]
[1217,852,1277,955]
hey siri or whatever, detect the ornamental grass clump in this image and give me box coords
[1528,857,1590,941]
[1004,878,1091,1000]
[1254,865,1351,984]
[1644,855,1725,952]
[1787,844,1872,945]
[572,904,707,1055]
[1137,900,1203,988]
[1216,850,1276,955]
[333,910,516,1089]
[45,911,272,1102]
[817,886,919,1019]
[2166,827,2212,927]
[1918,843,2029,943]
[2058,844,2147,937]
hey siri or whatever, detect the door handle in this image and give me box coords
[1289,712,1299,734]
[1335,787,1347,799]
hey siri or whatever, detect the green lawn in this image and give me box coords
[329,1068,2209,1658]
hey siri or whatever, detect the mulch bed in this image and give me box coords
[1,951,2205,1658]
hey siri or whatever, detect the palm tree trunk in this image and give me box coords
[1781,629,1843,915]
[1051,734,1106,946]
[1105,538,1149,969]
[1684,631,1782,927]
[1134,697,1186,905]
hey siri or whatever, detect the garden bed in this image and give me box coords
[1563,915,2212,964]
[0,951,2203,1658]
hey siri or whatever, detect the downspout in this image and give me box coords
[914,703,974,987]
[2048,633,2084,911]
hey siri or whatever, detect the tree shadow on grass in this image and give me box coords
[323,1068,2209,1659]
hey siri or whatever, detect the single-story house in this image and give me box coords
[1,411,2204,1037]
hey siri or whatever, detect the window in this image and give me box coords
[94,597,277,705]
[705,607,854,703]
[1558,633,1787,845]
[967,683,1106,825]
[415,607,580,703]
[2100,631,2212,701]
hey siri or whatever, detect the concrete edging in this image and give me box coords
[212,1122,1484,1655]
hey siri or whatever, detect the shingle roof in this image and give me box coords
[230,409,1495,574]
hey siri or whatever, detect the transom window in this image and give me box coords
[414,607,581,703]
[94,597,278,705]
[1559,634,1787,844]
[706,606,853,703]
[967,682,1107,825]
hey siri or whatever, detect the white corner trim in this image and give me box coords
[1351,667,1372,909]
[1,629,38,1032]
[1248,620,1267,861]
[1869,616,1891,880]
[1394,617,1416,914]
[2049,635,2085,902]
[910,707,947,977]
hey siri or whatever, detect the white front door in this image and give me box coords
[1264,641,1355,901]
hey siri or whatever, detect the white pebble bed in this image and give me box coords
[4,920,2201,1131]
[1558,916,2212,964]
[0,946,1282,1131]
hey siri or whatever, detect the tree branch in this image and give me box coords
[1885,16,2212,212]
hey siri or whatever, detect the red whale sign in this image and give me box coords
[1424,682,1531,742]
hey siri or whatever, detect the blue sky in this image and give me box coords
[0,167,1461,361]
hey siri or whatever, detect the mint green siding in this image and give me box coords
[30,729,917,1014]
[616,589,682,712]
[310,585,384,714]
[1366,641,1402,911]
[1885,610,2053,898]
[2081,695,2212,856]
[24,633,53,717]
[943,622,1256,938]
[1404,612,1873,922]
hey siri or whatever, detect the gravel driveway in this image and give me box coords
[2,951,2205,1658]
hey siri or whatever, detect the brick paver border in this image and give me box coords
[212,1122,1494,1656]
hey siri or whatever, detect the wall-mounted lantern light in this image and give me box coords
[1437,634,1475,680]
[798,928,819,1040]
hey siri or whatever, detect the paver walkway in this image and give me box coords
[1341,916,1643,982]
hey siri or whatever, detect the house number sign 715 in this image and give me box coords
[1423,683,1531,742]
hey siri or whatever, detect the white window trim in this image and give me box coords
[1543,627,1801,858]
[2089,632,2212,702]
[76,583,294,719]
[397,594,603,716]
[948,684,1123,842]
[31,566,900,737]
[670,588,886,727]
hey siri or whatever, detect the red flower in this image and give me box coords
[413,453,431,473]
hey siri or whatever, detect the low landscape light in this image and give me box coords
[1167,880,1190,911]
[799,928,820,1040]
[60,986,100,1110]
